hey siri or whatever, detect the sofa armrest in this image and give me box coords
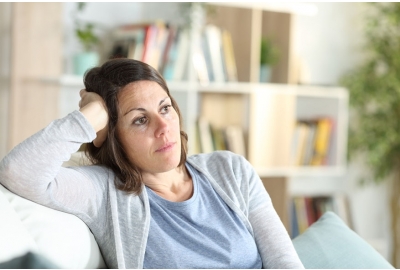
[0,189,37,263]
[0,151,105,268]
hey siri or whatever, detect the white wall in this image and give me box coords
[293,2,366,85]
[293,2,391,259]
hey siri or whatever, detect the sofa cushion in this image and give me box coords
[0,188,37,263]
[0,151,105,268]
[292,211,394,269]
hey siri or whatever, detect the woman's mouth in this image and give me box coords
[156,142,176,152]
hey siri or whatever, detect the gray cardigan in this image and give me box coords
[0,110,304,269]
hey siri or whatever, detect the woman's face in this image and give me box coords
[116,80,182,175]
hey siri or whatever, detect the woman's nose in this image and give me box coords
[154,115,169,137]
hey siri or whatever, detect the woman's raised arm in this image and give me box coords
[0,90,110,223]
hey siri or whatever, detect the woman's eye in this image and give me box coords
[161,105,172,114]
[134,117,147,125]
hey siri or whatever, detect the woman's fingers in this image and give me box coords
[78,89,86,108]
[78,89,103,109]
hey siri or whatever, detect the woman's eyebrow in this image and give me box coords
[158,96,170,106]
[124,96,170,116]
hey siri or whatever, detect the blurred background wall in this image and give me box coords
[0,3,11,159]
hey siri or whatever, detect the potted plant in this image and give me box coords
[341,2,400,267]
[259,37,279,83]
[72,2,100,76]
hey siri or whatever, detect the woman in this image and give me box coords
[0,58,304,269]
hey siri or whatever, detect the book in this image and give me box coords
[149,22,169,71]
[304,197,317,226]
[290,200,299,238]
[142,25,158,67]
[159,25,177,75]
[225,125,246,157]
[310,118,333,166]
[197,117,214,153]
[210,125,227,151]
[221,29,238,82]
[201,30,214,82]
[192,44,210,84]
[302,121,317,165]
[163,27,181,80]
[290,195,351,237]
[293,197,308,234]
[172,29,190,81]
[203,25,225,82]
[291,122,310,166]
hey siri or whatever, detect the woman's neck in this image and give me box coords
[143,166,193,202]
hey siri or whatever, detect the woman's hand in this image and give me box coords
[79,89,109,147]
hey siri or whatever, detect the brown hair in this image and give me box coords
[83,58,188,195]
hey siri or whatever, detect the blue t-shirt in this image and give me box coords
[143,163,262,269]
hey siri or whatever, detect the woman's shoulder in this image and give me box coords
[188,150,240,162]
[187,151,250,173]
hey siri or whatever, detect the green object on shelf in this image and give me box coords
[260,37,279,66]
[260,37,279,83]
[73,3,99,52]
[259,64,272,83]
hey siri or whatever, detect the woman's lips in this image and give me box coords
[156,142,176,152]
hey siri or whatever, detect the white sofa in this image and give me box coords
[0,152,106,268]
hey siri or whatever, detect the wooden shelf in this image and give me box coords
[256,166,347,178]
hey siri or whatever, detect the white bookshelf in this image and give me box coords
[39,1,347,232]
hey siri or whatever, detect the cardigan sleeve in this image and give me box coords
[0,110,108,223]
[238,155,304,269]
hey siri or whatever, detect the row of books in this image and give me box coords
[290,194,352,238]
[109,22,238,83]
[290,118,334,166]
[196,117,246,157]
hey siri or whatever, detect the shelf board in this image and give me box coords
[289,176,347,196]
[37,75,348,99]
[207,2,318,16]
[256,166,346,178]
[199,82,348,99]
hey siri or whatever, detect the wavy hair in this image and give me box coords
[83,58,188,195]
